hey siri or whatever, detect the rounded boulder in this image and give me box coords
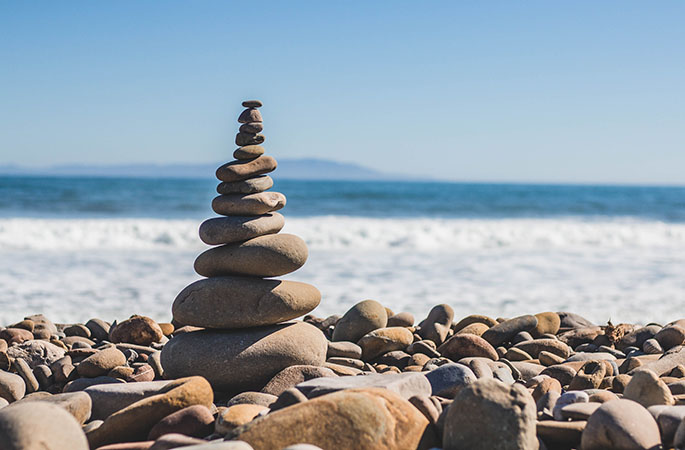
[172,276,320,329]
[160,322,327,392]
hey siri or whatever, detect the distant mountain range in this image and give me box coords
[0,158,419,181]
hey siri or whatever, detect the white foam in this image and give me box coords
[1,216,684,325]
[1,216,685,251]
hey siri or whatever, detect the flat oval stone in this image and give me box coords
[216,156,277,182]
[233,145,265,160]
[242,100,263,108]
[194,234,308,278]
[160,322,327,392]
[172,276,321,329]
[199,213,284,245]
[238,108,262,123]
[239,122,264,134]
[357,327,414,361]
[438,333,499,361]
[212,192,286,216]
[514,339,571,359]
[217,176,273,195]
[235,132,265,147]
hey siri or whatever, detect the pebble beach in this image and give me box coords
[1,101,684,450]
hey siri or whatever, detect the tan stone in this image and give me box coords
[212,192,286,216]
[331,300,388,343]
[456,322,490,336]
[216,156,276,182]
[453,315,498,332]
[533,312,561,337]
[161,323,327,393]
[232,388,434,450]
[358,327,414,361]
[86,376,213,448]
[77,346,127,378]
[199,213,283,246]
[215,404,267,435]
[194,234,308,278]
[172,276,320,329]
[623,369,674,408]
[580,399,661,450]
[0,401,89,450]
[438,334,499,361]
[217,175,273,195]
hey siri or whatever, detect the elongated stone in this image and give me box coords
[160,322,327,392]
[199,213,284,245]
[212,192,286,216]
[217,175,273,195]
[242,100,263,108]
[216,156,277,182]
[233,145,265,160]
[195,234,308,277]
[239,123,264,134]
[172,276,321,329]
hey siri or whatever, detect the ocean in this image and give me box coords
[1,175,684,326]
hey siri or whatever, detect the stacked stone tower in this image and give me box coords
[161,101,328,394]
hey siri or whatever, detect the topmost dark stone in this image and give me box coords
[242,100,263,108]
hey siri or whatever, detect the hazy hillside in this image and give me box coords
[0,158,411,181]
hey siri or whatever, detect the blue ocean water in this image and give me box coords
[1,175,684,325]
[1,175,684,221]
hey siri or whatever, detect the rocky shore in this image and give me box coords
[1,102,681,449]
[2,309,685,449]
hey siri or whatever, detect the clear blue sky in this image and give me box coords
[1,1,683,184]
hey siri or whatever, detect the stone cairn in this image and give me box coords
[161,100,328,395]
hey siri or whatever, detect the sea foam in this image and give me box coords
[1,216,684,325]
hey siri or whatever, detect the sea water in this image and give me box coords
[1,176,684,325]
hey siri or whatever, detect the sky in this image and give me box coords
[1,1,684,184]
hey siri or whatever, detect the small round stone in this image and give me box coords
[217,176,274,195]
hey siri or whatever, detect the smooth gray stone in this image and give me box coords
[162,323,327,393]
[0,401,88,450]
[553,391,589,421]
[84,380,172,420]
[295,372,431,400]
[632,347,685,376]
[63,376,125,393]
[648,405,685,447]
[425,363,477,398]
[12,391,92,424]
[565,352,616,362]
[198,213,283,245]
[217,176,273,195]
